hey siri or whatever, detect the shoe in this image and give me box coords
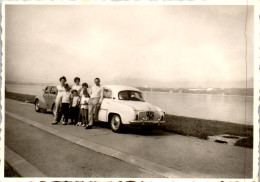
[82,124,86,127]
[85,125,92,129]
[76,122,81,126]
[62,122,67,125]
[52,121,58,125]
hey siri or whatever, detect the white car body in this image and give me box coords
[98,85,165,126]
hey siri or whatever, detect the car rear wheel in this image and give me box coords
[35,100,40,112]
[110,114,123,133]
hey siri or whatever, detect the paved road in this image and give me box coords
[5,99,253,178]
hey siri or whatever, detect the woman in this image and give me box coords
[52,76,67,124]
[71,77,82,94]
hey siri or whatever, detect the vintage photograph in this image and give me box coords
[2,2,258,180]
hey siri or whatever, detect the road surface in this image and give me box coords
[5,99,253,178]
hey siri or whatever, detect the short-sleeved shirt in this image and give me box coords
[56,85,66,96]
[80,88,90,97]
[61,92,71,103]
[71,96,80,107]
[72,84,82,94]
[80,96,89,109]
[89,85,103,98]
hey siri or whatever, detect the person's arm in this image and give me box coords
[99,87,104,104]
[88,87,92,96]
[75,97,79,107]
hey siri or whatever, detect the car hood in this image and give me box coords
[117,100,162,112]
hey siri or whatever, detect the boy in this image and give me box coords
[70,90,80,125]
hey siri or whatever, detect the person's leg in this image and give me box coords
[86,109,89,125]
[70,107,75,124]
[54,96,62,118]
[78,108,83,126]
[63,103,69,123]
[93,99,100,121]
[56,103,65,123]
[53,96,62,122]
[82,109,87,126]
[81,109,84,126]
[91,98,99,125]
[88,99,94,126]
[75,107,79,124]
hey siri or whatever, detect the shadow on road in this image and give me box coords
[41,109,172,137]
[94,121,173,136]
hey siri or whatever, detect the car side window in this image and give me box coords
[103,88,112,99]
[44,87,50,94]
[50,87,57,95]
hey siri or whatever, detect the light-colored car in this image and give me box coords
[34,85,166,132]
[98,85,165,132]
[34,86,57,114]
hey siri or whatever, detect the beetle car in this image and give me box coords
[34,85,57,114]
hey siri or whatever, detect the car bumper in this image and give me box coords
[129,120,165,125]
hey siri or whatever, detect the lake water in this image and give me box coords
[6,84,253,125]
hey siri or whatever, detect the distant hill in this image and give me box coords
[104,78,254,89]
[6,78,254,89]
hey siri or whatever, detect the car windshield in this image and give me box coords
[118,91,144,101]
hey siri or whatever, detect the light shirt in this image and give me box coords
[56,85,66,95]
[80,88,90,97]
[71,96,80,107]
[72,84,82,94]
[61,91,71,103]
[90,85,103,98]
[80,95,89,109]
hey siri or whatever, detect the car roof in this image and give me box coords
[103,85,141,93]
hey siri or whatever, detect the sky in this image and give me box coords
[5,5,254,88]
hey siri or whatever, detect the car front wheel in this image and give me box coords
[110,114,123,133]
[35,100,40,112]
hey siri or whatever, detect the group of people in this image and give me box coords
[52,76,103,129]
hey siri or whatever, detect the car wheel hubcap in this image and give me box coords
[112,116,120,130]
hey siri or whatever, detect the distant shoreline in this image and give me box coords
[6,82,254,97]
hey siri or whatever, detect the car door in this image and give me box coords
[48,86,58,109]
[98,88,113,122]
[43,86,51,108]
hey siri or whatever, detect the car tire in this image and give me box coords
[110,114,123,133]
[35,99,40,112]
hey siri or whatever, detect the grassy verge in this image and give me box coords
[5,92,35,104]
[158,115,253,148]
[5,91,253,148]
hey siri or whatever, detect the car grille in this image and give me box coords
[139,111,159,121]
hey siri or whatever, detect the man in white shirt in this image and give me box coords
[86,78,103,129]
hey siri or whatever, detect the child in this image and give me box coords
[77,90,89,127]
[56,84,71,125]
[70,90,80,125]
[80,82,88,96]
